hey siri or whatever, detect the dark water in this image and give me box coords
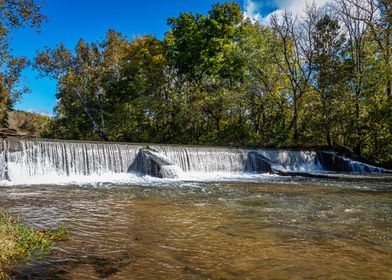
[1,176,392,279]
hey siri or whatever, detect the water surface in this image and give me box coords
[1,176,391,279]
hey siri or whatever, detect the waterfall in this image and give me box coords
[0,139,142,182]
[317,151,390,174]
[0,139,389,184]
[0,140,9,180]
[341,157,387,173]
[258,150,322,172]
[153,146,323,173]
[152,146,257,173]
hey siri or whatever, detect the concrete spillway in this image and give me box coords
[0,139,389,185]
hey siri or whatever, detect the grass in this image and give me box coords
[0,211,67,279]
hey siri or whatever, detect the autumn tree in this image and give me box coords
[0,0,46,126]
[35,30,129,141]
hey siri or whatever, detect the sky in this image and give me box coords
[10,0,326,115]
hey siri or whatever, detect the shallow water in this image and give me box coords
[1,176,392,279]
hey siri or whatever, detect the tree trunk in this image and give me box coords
[77,92,109,141]
[321,91,331,146]
[326,127,332,147]
[354,91,361,156]
[293,95,299,144]
[96,128,109,141]
[88,114,109,141]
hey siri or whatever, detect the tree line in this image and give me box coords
[1,1,391,166]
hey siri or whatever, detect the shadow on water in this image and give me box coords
[14,251,135,280]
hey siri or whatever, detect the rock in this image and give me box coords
[128,147,179,178]
[0,128,31,138]
[249,152,288,174]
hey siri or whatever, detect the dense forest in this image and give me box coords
[1,0,391,166]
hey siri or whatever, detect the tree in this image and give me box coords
[332,0,373,156]
[233,20,289,145]
[35,30,130,141]
[338,0,392,164]
[270,9,315,144]
[166,2,244,143]
[341,0,391,97]
[0,0,46,126]
[108,35,169,142]
[311,15,348,146]
[167,2,242,80]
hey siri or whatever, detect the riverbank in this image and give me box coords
[0,212,67,279]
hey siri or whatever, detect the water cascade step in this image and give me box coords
[317,151,391,173]
[152,146,257,173]
[248,152,334,178]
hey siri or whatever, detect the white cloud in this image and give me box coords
[243,0,262,22]
[244,0,330,24]
[274,0,328,13]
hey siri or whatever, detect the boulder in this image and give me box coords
[0,128,31,138]
[128,147,179,178]
[249,152,288,174]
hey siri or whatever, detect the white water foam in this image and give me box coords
[0,171,279,187]
[0,139,388,186]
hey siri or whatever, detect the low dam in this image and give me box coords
[0,138,389,185]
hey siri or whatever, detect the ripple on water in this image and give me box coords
[0,178,391,279]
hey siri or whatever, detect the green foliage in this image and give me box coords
[35,1,392,167]
[0,211,67,278]
[167,2,241,80]
[35,30,131,141]
[7,110,51,137]
[311,15,349,146]
[0,0,46,126]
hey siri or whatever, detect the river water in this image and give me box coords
[1,175,391,279]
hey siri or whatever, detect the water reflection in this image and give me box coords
[0,178,391,279]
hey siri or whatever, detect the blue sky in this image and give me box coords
[11,0,283,115]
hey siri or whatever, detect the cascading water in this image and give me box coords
[340,157,387,173]
[0,139,389,185]
[258,149,323,172]
[154,146,324,173]
[316,151,390,174]
[152,146,257,173]
[0,139,143,183]
[0,140,9,180]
